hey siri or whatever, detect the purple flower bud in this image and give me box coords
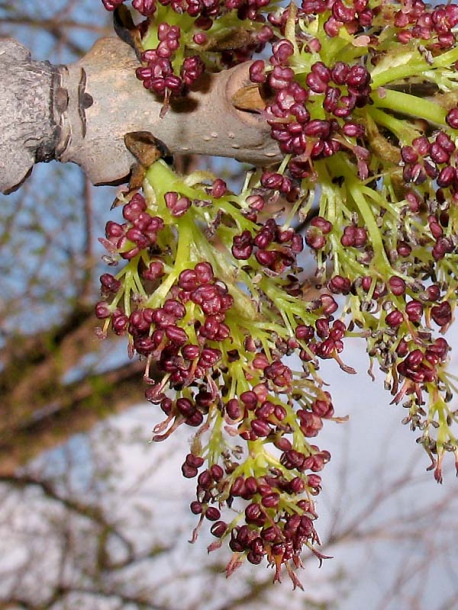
[446,108,458,129]
[406,300,423,323]
[249,59,267,84]
[386,309,404,328]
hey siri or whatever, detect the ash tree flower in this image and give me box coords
[99,0,458,586]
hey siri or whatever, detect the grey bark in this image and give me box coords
[0,36,281,194]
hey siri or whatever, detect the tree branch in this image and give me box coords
[0,36,281,194]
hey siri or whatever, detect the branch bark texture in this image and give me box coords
[0,36,280,194]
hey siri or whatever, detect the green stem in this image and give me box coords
[332,155,392,275]
[372,89,447,126]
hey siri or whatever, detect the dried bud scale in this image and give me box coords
[99,0,458,588]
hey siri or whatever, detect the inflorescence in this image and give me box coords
[99,0,458,586]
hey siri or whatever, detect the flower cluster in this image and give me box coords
[100,0,458,587]
[96,151,352,585]
[104,0,274,98]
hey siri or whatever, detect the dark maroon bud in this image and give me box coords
[271,39,294,63]
[195,391,213,409]
[125,228,149,249]
[274,436,292,451]
[274,405,287,420]
[405,190,421,212]
[190,501,203,515]
[142,260,165,281]
[177,398,196,418]
[246,194,265,211]
[255,250,278,267]
[431,301,452,327]
[331,61,350,84]
[186,453,204,468]
[311,61,331,82]
[245,503,266,524]
[386,309,404,328]
[261,525,278,543]
[305,229,326,250]
[401,145,418,164]
[210,464,224,481]
[261,493,280,508]
[182,464,198,478]
[436,131,455,153]
[112,312,128,334]
[130,310,151,333]
[396,338,409,358]
[198,470,213,490]
[105,220,125,240]
[307,474,322,489]
[430,142,450,164]
[405,349,424,369]
[311,216,332,233]
[342,122,365,138]
[332,0,355,22]
[406,300,423,323]
[193,32,208,45]
[240,391,258,409]
[100,273,121,293]
[166,325,188,344]
[251,419,272,437]
[250,537,265,557]
[328,275,351,294]
[135,336,155,355]
[261,172,284,190]
[446,108,458,129]
[315,318,330,339]
[281,449,305,470]
[412,136,430,156]
[181,344,199,361]
[291,103,310,124]
[346,65,371,91]
[232,230,253,259]
[295,325,314,341]
[95,301,111,319]
[269,65,294,90]
[247,552,263,565]
[388,276,406,296]
[429,337,450,360]
[425,284,441,301]
[178,269,198,291]
[249,59,267,84]
[320,294,338,315]
[256,400,276,419]
[231,476,245,497]
[165,192,191,217]
[210,179,227,198]
[210,521,228,538]
[306,72,327,93]
[304,119,331,138]
[229,537,244,553]
[197,345,220,366]
[437,165,456,188]
[163,299,186,319]
[205,506,221,521]
[289,477,305,494]
[341,225,355,247]
[428,215,443,239]
[151,308,175,327]
[257,25,274,43]
[311,398,333,417]
[245,476,258,497]
[397,241,412,257]
[123,193,147,221]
